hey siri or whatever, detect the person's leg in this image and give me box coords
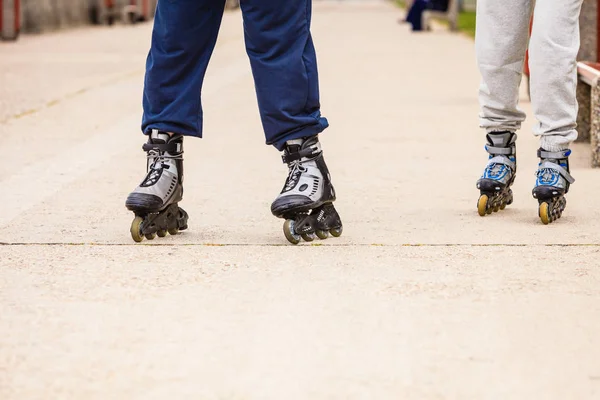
[529,0,583,151]
[240,0,328,150]
[476,0,532,133]
[529,0,583,224]
[475,0,532,216]
[126,0,226,242]
[406,0,427,31]
[142,0,226,137]
[240,0,341,244]
[399,0,414,23]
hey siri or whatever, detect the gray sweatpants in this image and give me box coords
[476,0,584,151]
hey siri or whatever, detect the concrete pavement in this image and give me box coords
[1,1,600,398]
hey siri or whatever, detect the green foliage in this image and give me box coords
[458,11,476,38]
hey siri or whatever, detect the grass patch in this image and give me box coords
[457,11,476,38]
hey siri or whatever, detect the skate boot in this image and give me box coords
[476,131,517,216]
[532,148,575,225]
[271,135,342,245]
[125,130,189,242]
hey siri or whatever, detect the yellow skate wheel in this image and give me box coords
[157,230,167,238]
[477,195,488,217]
[316,229,329,240]
[283,220,301,245]
[130,216,144,243]
[539,202,551,225]
[500,203,507,210]
[168,227,179,236]
[330,226,343,237]
[145,232,156,240]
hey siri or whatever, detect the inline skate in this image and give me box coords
[271,135,342,245]
[476,131,517,216]
[125,130,188,242]
[532,148,575,225]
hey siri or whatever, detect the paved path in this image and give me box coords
[1,1,599,398]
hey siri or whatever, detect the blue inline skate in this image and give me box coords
[476,131,517,216]
[532,148,575,224]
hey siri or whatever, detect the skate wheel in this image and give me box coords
[145,232,156,240]
[330,226,343,238]
[539,202,551,225]
[477,195,488,217]
[130,216,144,243]
[283,220,301,245]
[500,202,507,210]
[301,233,316,242]
[507,190,514,205]
[493,204,500,213]
[316,229,329,240]
[168,227,179,236]
[157,229,167,238]
[558,198,566,214]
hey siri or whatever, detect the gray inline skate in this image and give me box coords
[125,130,188,242]
[532,148,575,225]
[476,131,517,216]
[271,135,342,244]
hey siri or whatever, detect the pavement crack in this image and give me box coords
[1,243,599,247]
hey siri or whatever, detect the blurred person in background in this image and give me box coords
[475,0,583,224]
[125,0,343,245]
[403,0,449,31]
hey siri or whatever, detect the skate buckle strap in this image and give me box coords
[485,145,514,156]
[487,155,515,170]
[538,149,571,159]
[281,146,320,164]
[539,161,575,184]
[142,142,182,154]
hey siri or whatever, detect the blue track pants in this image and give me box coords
[142,0,328,150]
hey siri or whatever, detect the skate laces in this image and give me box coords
[486,162,505,178]
[536,164,561,186]
[284,160,307,191]
[534,149,575,187]
[483,150,516,181]
[484,159,511,180]
[143,150,182,186]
